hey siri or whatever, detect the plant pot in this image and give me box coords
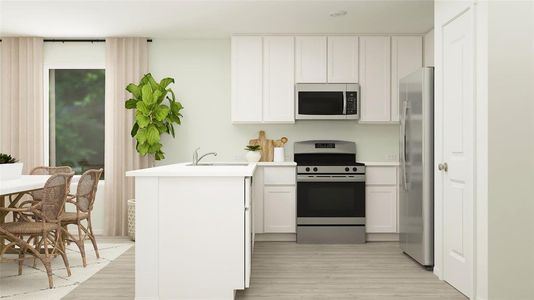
[0,163,23,180]
[245,151,261,162]
[128,199,136,241]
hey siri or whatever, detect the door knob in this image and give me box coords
[438,162,448,172]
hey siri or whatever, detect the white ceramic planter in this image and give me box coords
[0,162,23,180]
[245,151,261,162]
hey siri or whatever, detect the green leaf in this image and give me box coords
[125,98,138,109]
[149,142,162,153]
[139,73,151,86]
[153,89,164,104]
[146,125,160,145]
[171,101,183,115]
[136,101,150,116]
[136,112,150,128]
[155,105,170,121]
[126,83,141,98]
[137,142,149,156]
[147,74,160,91]
[130,122,139,137]
[141,84,154,105]
[135,127,147,144]
[160,77,174,89]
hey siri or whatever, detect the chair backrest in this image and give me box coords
[41,172,74,222]
[30,166,73,175]
[75,169,103,212]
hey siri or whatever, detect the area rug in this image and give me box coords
[0,241,134,299]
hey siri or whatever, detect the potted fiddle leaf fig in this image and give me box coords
[0,153,23,180]
[125,73,184,161]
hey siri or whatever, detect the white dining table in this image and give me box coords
[0,175,51,252]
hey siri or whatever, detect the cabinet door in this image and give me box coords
[366,186,397,233]
[327,36,359,83]
[295,36,327,83]
[231,36,263,123]
[264,186,296,233]
[359,36,391,122]
[263,36,295,123]
[391,36,423,121]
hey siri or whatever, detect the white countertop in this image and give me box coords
[256,161,297,167]
[361,161,400,166]
[126,162,257,177]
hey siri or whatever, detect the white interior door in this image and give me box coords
[440,8,474,297]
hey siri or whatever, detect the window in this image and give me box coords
[49,69,105,176]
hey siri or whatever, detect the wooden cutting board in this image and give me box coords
[249,130,274,162]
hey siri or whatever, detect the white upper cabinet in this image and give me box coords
[359,36,391,122]
[263,36,295,123]
[391,36,423,122]
[327,36,359,83]
[295,36,327,83]
[231,36,263,123]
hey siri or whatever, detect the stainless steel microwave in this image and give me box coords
[295,83,360,120]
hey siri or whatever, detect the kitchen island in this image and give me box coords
[126,162,256,300]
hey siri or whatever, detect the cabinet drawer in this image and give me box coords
[263,167,296,185]
[366,166,397,185]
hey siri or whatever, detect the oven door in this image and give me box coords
[297,175,365,224]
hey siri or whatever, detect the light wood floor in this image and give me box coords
[65,241,466,300]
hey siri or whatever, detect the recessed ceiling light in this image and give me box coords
[330,10,348,17]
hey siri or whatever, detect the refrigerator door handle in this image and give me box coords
[401,101,409,190]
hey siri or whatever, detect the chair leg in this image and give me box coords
[17,235,25,275]
[87,216,99,259]
[42,230,54,289]
[76,222,87,267]
[56,228,71,276]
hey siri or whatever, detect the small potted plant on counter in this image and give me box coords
[244,145,262,162]
[0,153,23,180]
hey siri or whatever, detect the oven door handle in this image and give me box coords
[297,175,365,182]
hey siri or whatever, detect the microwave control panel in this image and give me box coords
[345,91,358,115]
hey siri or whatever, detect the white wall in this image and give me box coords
[149,39,400,164]
[488,1,534,299]
[423,29,434,66]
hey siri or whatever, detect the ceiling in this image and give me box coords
[0,0,434,39]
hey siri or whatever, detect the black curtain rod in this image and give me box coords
[0,39,153,42]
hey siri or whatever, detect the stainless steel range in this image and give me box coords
[294,140,366,244]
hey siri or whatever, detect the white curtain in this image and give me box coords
[0,37,44,173]
[105,38,151,236]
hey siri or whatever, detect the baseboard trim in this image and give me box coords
[366,233,399,242]
[255,233,296,242]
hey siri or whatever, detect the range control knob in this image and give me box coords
[313,167,318,172]
[305,167,310,172]
[353,167,358,172]
[345,167,350,172]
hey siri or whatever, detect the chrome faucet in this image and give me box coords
[192,147,218,165]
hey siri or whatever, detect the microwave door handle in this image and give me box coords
[342,92,347,115]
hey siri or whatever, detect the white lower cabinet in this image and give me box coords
[365,166,399,233]
[253,165,296,235]
[366,186,397,233]
[264,186,296,233]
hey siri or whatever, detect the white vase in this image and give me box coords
[246,151,261,162]
[273,147,285,162]
[0,162,23,180]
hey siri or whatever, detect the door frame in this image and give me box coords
[434,1,488,299]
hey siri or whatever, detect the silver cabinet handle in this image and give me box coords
[438,163,448,172]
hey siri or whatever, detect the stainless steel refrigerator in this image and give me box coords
[399,67,434,267]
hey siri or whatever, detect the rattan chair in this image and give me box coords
[61,169,103,267]
[0,173,73,289]
[29,166,73,202]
